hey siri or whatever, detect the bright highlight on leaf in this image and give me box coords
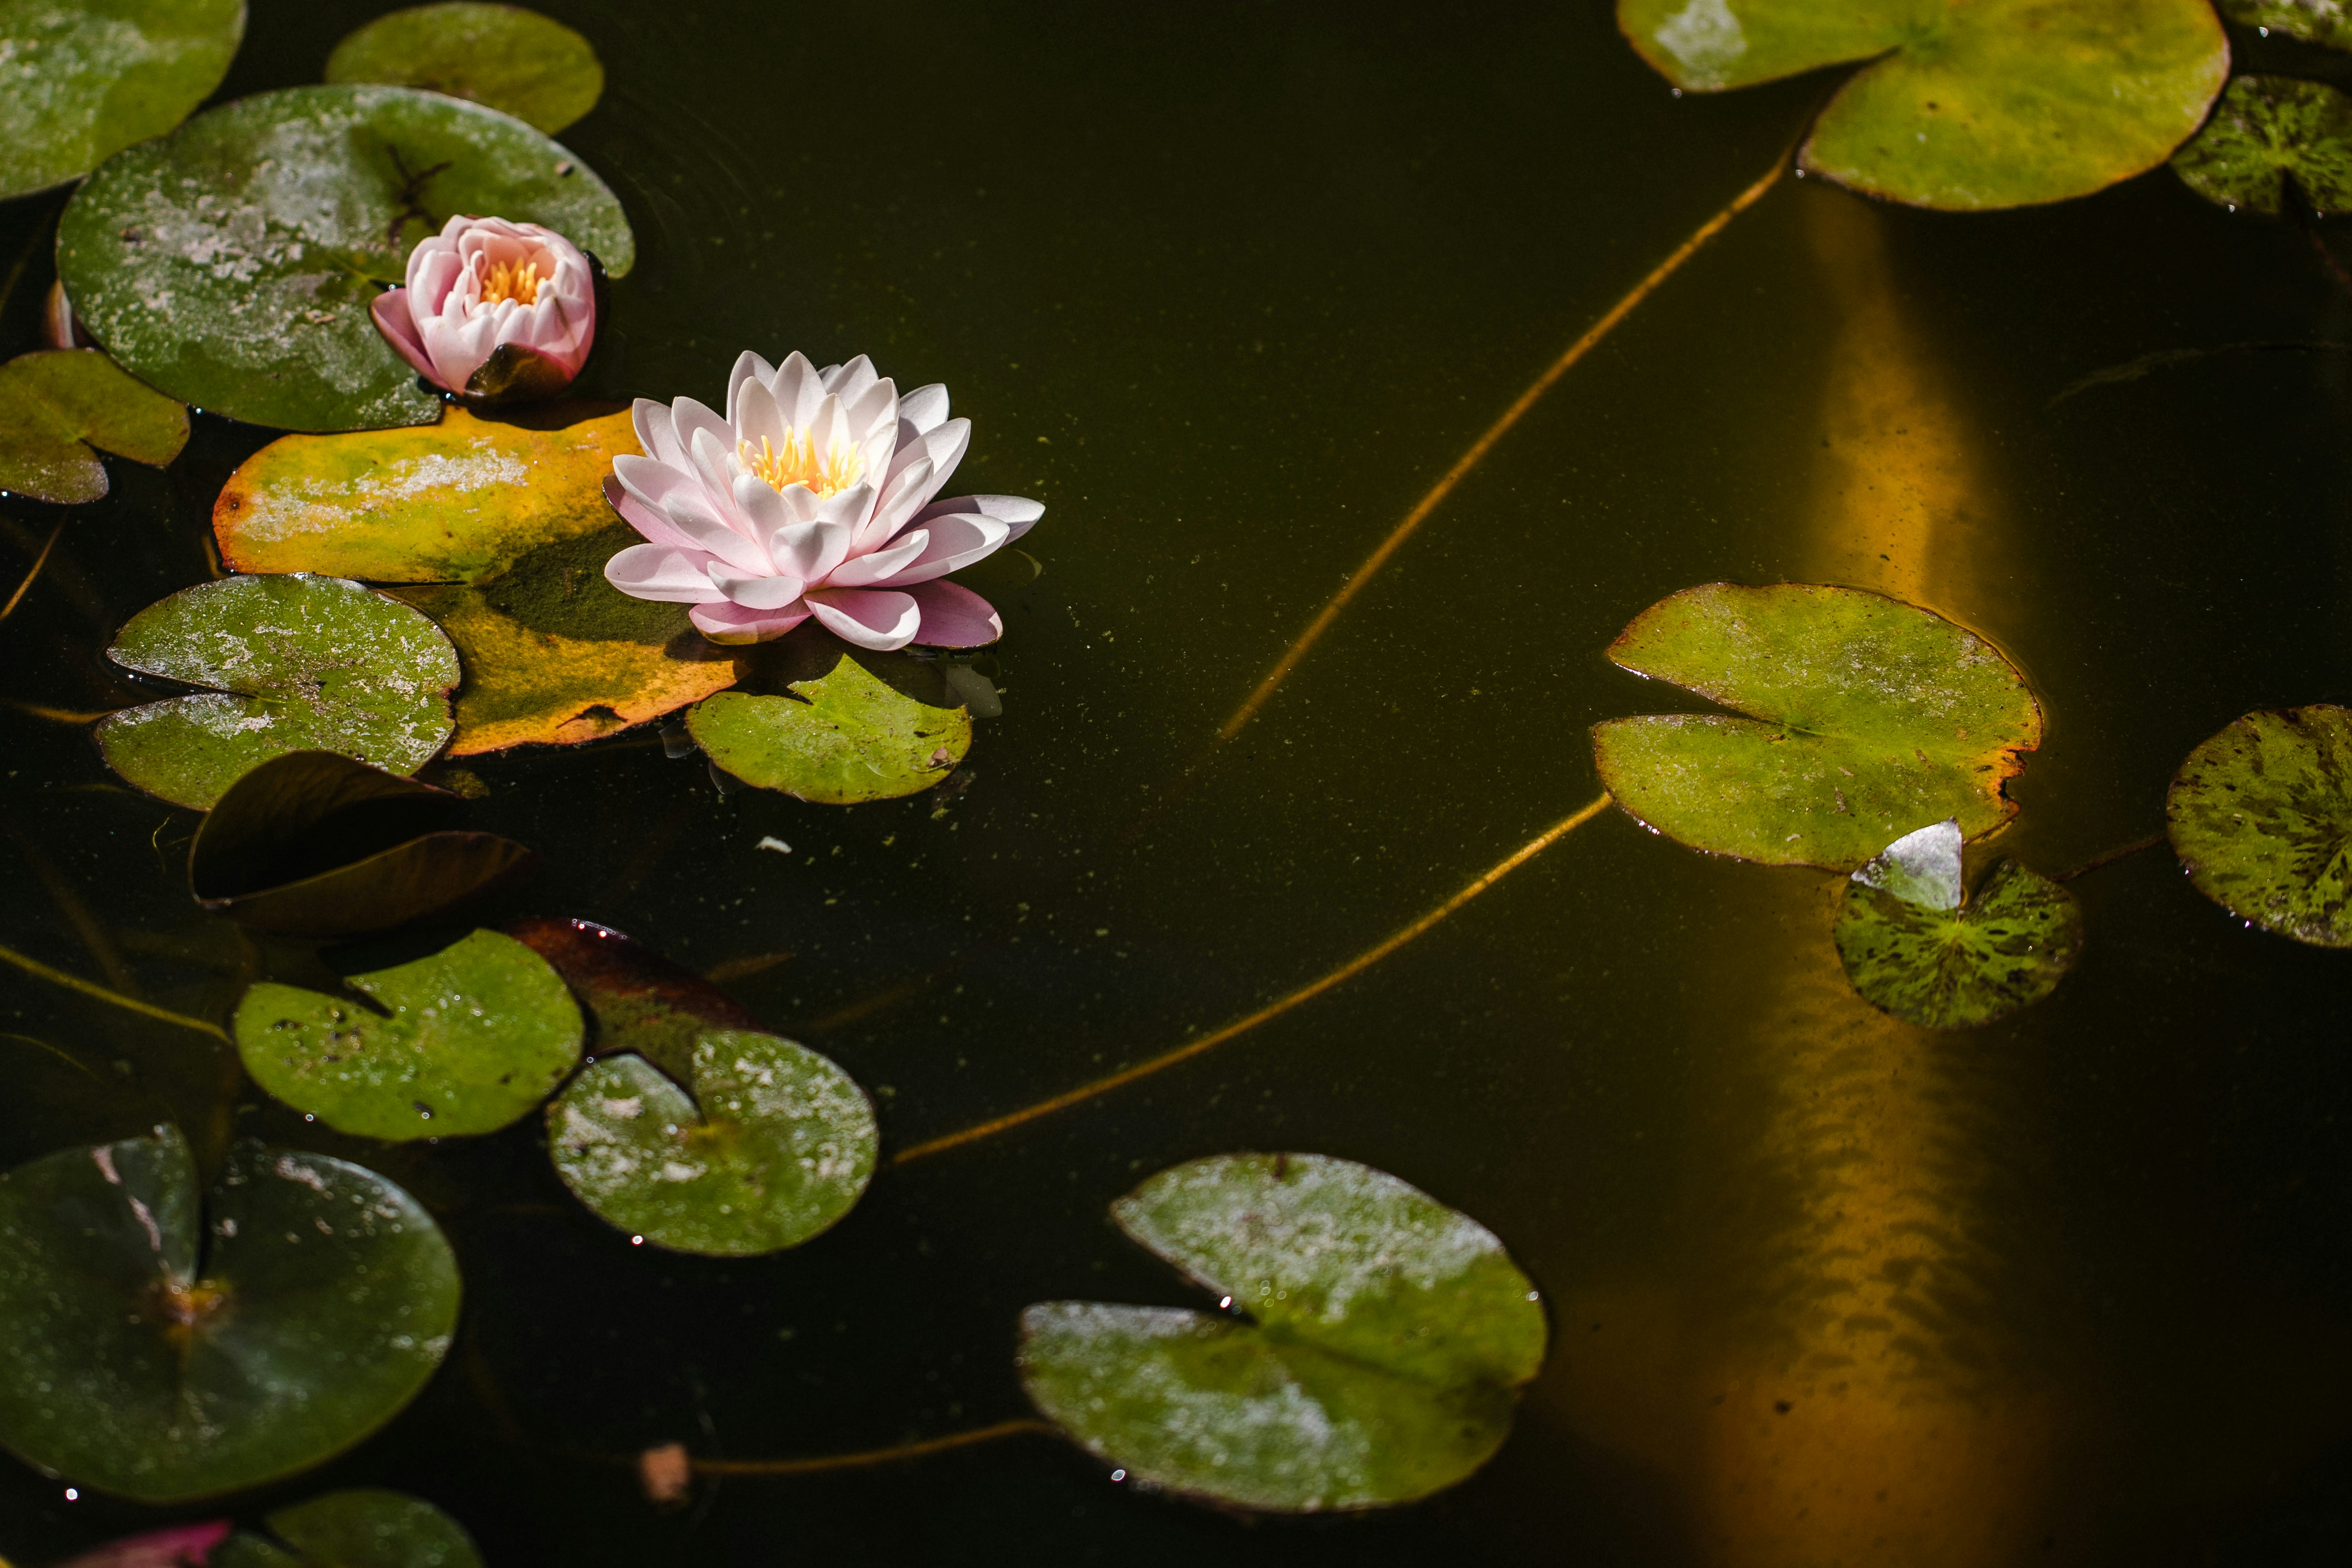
[0,349,187,503]
[326,1,604,134]
[1018,1153,1548,1513]
[2168,704,2352,946]
[0,1126,459,1502]
[690,642,974,802]
[1591,582,2043,871]
[1616,0,2228,209]
[233,928,583,1139]
[2172,76,2352,216]
[95,574,461,810]
[0,0,245,201]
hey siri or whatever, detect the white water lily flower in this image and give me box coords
[601,351,1041,648]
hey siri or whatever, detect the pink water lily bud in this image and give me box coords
[602,350,1041,649]
[55,1520,233,1568]
[371,215,596,403]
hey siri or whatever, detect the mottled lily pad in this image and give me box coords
[510,916,759,1082]
[56,84,633,433]
[0,348,187,503]
[96,574,461,811]
[0,1126,459,1502]
[232,927,582,1139]
[1590,582,2043,871]
[2167,704,2352,946]
[326,2,603,135]
[689,649,972,803]
[0,0,244,201]
[547,1029,876,1256]
[1018,1153,1548,1513]
[1832,819,2083,1028]
[1617,0,2227,209]
[215,407,740,752]
[2220,0,2352,49]
[191,751,534,937]
[2173,76,2352,215]
[217,1488,483,1568]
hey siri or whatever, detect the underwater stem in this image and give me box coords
[0,520,63,625]
[2055,830,2167,882]
[679,1419,1055,1476]
[892,792,1614,1164]
[0,941,229,1042]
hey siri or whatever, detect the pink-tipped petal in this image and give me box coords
[691,599,812,643]
[804,587,922,650]
[726,350,774,424]
[825,527,929,587]
[918,493,1044,543]
[709,564,807,610]
[370,289,443,386]
[865,513,1008,587]
[605,542,727,602]
[602,475,698,550]
[906,579,1003,647]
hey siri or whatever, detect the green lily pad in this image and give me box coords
[217,1489,484,1568]
[1617,0,2228,209]
[547,1029,877,1256]
[56,83,633,433]
[1831,819,2083,1029]
[2219,0,2352,49]
[326,2,603,135]
[2172,75,2352,215]
[0,348,187,503]
[0,0,244,201]
[509,915,760,1082]
[1017,1153,1548,1513]
[95,573,461,811]
[233,927,582,1140]
[0,1126,459,1503]
[689,647,972,804]
[191,751,535,937]
[1590,582,2043,871]
[2167,704,2352,946]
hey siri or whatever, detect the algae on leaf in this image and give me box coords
[2168,704,2352,946]
[2219,0,2352,49]
[690,647,973,803]
[2173,76,2352,215]
[0,0,245,201]
[326,1,603,134]
[1018,1153,1548,1512]
[0,348,187,503]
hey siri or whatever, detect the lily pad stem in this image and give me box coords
[0,940,229,1042]
[677,1419,1056,1477]
[2055,830,2167,883]
[0,519,64,624]
[891,792,1614,1165]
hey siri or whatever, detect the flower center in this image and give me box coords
[480,258,542,307]
[739,430,863,499]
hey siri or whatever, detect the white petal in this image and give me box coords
[707,562,807,610]
[606,543,726,603]
[769,351,825,427]
[857,455,934,553]
[632,398,685,466]
[725,350,775,424]
[731,375,789,457]
[803,588,922,651]
[772,519,851,583]
[826,528,929,587]
[671,397,733,465]
[823,354,878,401]
[918,492,1044,543]
[897,384,950,435]
[866,513,1008,586]
[890,417,969,496]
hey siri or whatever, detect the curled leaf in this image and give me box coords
[508,915,759,1081]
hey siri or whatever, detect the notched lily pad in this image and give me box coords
[191,751,534,937]
[1591,582,2043,871]
[548,1028,877,1256]
[1617,0,2227,209]
[1018,1152,1548,1513]
[216,1488,483,1568]
[326,2,603,135]
[2173,75,2352,215]
[0,1126,459,1502]
[509,916,759,1082]
[232,927,582,1139]
[2167,704,2352,946]
[0,349,188,503]
[57,83,633,433]
[95,573,460,811]
[1832,819,2082,1028]
[0,0,245,201]
[689,636,973,803]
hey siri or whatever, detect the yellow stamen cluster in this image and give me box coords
[480,257,542,306]
[740,430,863,499]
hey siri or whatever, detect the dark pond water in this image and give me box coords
[8,1,2352,1563]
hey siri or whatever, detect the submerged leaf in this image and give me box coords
[0,1126,458,1502]
[54,1520,233,1568]
[96,574,461,811]
[548,1029,877,1256]
[2172,76,2352,215]
[191,751,534,936]
[233,928,582,1139]
[326,2,603,134]
[1590,582,2042,871]
[222,1489,483,1568]
[1834,821,2082,1028]
[2218,0,2352,49]
[2167,704,2352,946]
[1018,1153,1547,1512]
[0,349,187,503]
[0,0,244,201]
[509,916,760,1082]
[1617,0,2227,209]
[689,644,972,803]
[57,84,633,433]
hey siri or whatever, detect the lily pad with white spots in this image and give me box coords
[2173,76,2352,215]
[1017,1153,1548,1513]
[2167,704,2352,946]
[56,84,633,433]
[0,348,187,503]
[95,574,461,811]
[0,0,245,201]
[0,1125,459,1503]
[1832,820,2083,1028]
[547,1029,876,1256]
[232,927,582,1140]
[326,2,603,134]
[689,647,972,803]
[1590,582,2043,871]
[1617,0,2228,209]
